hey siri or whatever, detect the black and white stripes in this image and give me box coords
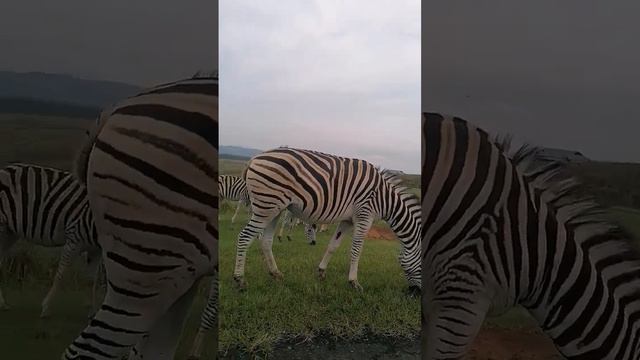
[422,112,640,359]
[233,147,421,292]
[63,75,218,360]
[0,163,99,318]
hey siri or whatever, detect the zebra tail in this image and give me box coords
[73,107,111,185]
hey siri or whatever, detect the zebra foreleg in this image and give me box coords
[305,223,317,245]
[318,221,353,280]
[0,223,17,310]
[347,215,375,291]
[188,273,218,360]
[231,201,243,224]
[129,280,199,360]
[41,241,81,318]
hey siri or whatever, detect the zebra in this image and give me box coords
[219,174,317,244]
[422,112,640,359]
[277,209,317,245]
[0,163,101,318]
[218,174,250,224]
[64,74,217,360]
[233,147,421,293]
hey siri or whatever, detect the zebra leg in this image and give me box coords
[90,257,106,318]
[231,201,242,224]
[41,241,81,318]
[129,280,199,360]
[62,268,198,359]
[234,214,280,289]
[0,223,16,310]
[347,215,375,291]
[305,223,317,245]
[422,288,490,359]
[258,217,283,279]
[318,221,353,279]
[188,273,218,360]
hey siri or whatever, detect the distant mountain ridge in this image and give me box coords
[220,145,263,159]
[0,71,141,108]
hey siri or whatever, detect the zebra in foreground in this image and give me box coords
[65,74,218,360]
[234,147,421,293]
[0,163,100,318]
[219,174,317,244]
[422,112,640,359]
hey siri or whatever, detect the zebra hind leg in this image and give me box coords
[305,223,317,245]
[318,220,353,280]
[258,216,283,280]
[188,273,218,360]
[41,241,81,318]
[234,213,281,290]
[129,280,199,360]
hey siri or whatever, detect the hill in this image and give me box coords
[0,71,141,108]
[220,145,262,158]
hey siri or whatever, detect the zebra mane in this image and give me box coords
[379,168,420,205]
[493,135,636,249]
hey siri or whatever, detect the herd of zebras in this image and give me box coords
[0,73,638,359]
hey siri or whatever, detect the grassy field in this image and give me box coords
[218,204,420,356]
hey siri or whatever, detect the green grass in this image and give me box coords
[218,205,420,356]
[0,285,217,359]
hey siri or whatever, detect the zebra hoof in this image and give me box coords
[39,310,51,319]
[404,285,421,298]
[187,356,200,360]
[270,271,284,280]
[318,268,326,280]
[0,304,10,311]
[233,276,247,291]
[277,236,282,242]
[310,241,316,246]
[286,236,292,242]
[349,280,363,292]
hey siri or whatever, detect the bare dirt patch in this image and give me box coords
[468,327,562,360]
[366,226,396,241]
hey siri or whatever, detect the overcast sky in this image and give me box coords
[220,0,420,173]
[0,0,217,86]
[423,1,639,163]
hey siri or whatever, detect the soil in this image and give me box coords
[220,326,562,359]
[366,226,396,241]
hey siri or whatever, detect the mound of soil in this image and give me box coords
[366,226,396,241]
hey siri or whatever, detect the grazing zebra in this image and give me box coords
[64,74,217,360]
[218,175,250,224]
[0,163,100,318]
[277,210,317,245]
[233,147,421,292]
[422,112,640,359]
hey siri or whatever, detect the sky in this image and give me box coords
[0,0,217,87]
[220,0,421,174]
[423,1,639,163]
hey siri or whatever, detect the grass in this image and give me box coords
[218,204,420,356]
[0,285,217,359]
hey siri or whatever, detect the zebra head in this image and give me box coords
[378,169,422,293]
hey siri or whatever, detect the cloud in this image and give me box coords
[220,0,420,173]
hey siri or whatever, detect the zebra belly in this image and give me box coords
[287,204,353,224]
